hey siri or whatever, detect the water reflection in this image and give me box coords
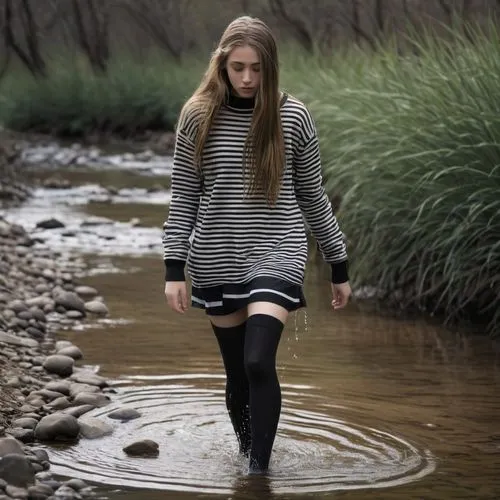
[55,257,500,499]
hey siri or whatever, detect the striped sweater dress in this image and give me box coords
[162,93,348,315]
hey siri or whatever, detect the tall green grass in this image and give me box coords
[0,28,498,335]
[281,27,500,335]
[0,51,202,136]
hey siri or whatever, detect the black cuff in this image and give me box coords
[331,261,349,284]
[165,259,186,281]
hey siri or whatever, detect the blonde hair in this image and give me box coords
[178,16,285,206]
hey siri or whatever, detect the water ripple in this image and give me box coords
[45,375,435,496]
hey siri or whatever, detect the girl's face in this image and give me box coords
[225,45,261,98]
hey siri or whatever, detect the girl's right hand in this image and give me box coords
[165,281,189,314]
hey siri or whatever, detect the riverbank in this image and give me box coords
[0,215,116,498]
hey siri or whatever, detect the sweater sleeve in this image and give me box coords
[162,126,202,281]
[293,109,349,284]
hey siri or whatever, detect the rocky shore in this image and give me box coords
[0,216,157,499]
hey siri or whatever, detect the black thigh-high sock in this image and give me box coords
[211,321,251,456]
[244,314,284,473]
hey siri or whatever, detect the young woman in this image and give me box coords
[162,15,351,475]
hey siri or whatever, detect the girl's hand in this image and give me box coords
[165,281,189,314]
[331,282,351,310]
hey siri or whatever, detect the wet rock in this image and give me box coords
[36,219,65,230]
[72,392,110,408]
[12,417,38,430]
[61,405,94,419]
[123,439,159,458]
[57,346,83,360]
[64,478,87,491]
[53,292,85,314]
[0,331,38,348]
[34,414,79,442]
[84,300,108,316]
[27,483,54,499]
[74,286,98,298]
[44,381,70,396]
[0,437,24,457]
[78,417,113,439]
[69,383,100,398]
[54,485,79,498]
[107,408,141,422]
[5,428,34,444]
[70,372,107,388]
[0,454,35,487]
[46,396,71,411]
[42,355,74,377]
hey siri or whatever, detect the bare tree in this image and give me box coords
[268,0,314,52]
[1,0,46,77]
[119,0,193,61]
[71,0,110,73]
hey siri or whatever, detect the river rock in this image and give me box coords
[70,372,107,388]
[57,346,83,360]
[34,414,79,442]
[44,381,70,396]
[12,418,38,430]
[0,454,35,487]
[107,408,141,422]
[6,429,34,444]
[84,300,108,316]
[27,483,54,499]
[46,396,71,411]
[64,478,87,491]
[72,392,110,408]
[42,355,74,377]
[0,437,24,457]
[78,417,113,439]
[74,286,98,298]
[61,405,94,418]
[53,292,85,314]
[123,439,159,458]
[0,332,38,348]
[36,218,65,230]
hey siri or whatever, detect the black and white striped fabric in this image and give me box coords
[162,93,348,313]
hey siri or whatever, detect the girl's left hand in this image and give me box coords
[331,282,351,310]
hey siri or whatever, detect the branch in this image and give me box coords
[268,0,314,52]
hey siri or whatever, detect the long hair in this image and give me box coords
[178,16,285,206]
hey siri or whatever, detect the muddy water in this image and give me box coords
[5,162,500,499]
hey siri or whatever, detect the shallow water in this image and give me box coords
[51,257,500,500]
[4,160,500,499]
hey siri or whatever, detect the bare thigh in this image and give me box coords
[208,307,248,328]
[247,302,289,324]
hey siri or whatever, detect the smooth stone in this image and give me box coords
[107,408,141,421]
[0,332,38,348]
[84,301,108,316]
[34,414,79,442]
[12,418,38,430]
[61,405,94,418]
[72,392,110,408]
[42,355,74,377]
[123,439,159,458]
[46,396,71,410]
[27,484,54,499]
[44,381,70,396]
[74,286,98,298]
[53,292,85,313]
[57,346,83,360]
[5,429,34,444]
[0,437,24,457]
[64,478,87,491]
[78,417,113,439]
[0,454,35,487]
[70,372,107,388]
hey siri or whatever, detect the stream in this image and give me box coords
[1,142,499,499]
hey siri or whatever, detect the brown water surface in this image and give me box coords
[53,255,500,500]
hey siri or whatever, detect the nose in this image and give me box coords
[242,68,252,84]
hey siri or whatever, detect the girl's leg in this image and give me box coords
[245,302,288,474]
[209,308,251,455]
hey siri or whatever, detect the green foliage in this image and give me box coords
[282,24,500,335]
[0,50,202,137]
